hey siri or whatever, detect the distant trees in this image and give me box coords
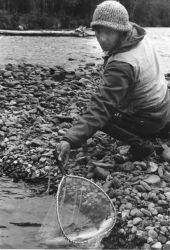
[119,0,137,21]
[0,0,169,29]
[134,0,170,27]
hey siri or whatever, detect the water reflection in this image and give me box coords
[0,176,52,249]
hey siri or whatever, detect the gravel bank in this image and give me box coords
[0,63,170,250]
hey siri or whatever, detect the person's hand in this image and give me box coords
[56,140,71,165]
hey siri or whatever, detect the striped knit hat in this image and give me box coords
[91,1,132,32]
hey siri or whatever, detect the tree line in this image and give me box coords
[0,0,169,30]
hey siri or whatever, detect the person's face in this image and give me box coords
[94,26,120,52]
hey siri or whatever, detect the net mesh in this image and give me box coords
[38,175,116,248]
[57,175,116,246]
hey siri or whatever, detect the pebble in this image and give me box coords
[130,208,144,217]
[134,161,147,169]
[162,171,170,182]
[158,166,164,177]
[158,200,168,206]
[125,202,133,209]
[140,180,152,191]
[102,180,113,193]
[144,175,161,184]
[121,209,130,220]
[163,241,170,250]
[119,161,135,172]
[133,217,142,225]
[164,191,170,200]
[127,220,133,227]
[143,243,152,250]
[151,242,162,250]
[147,162,158,173]
[148,229,158,239]
[150,208,158,215]
[141,208,152,217]
[135,184,146,192]
[158,235,167,244]
[86,172,94,179]
[156,207,164,214]
[160,220,170,226]
[93,167,110,180]
[112,176,121,188]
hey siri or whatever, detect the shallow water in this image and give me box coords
[0,176,53,249]
[0,36,102,70]
[0,28,170,72]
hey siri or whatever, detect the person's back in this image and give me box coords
[56,1,170,162]
[104,23,170,131]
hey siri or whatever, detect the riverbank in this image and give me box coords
[1,63,170,249]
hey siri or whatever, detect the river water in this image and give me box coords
[0,28,170,72]
[0,27,170,249]
[0,176,53,249]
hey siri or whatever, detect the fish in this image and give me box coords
[69,217,114,241]
[43,217,114,246]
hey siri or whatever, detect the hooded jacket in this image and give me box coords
[63,24,170,148]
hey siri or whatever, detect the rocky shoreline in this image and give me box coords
[0,63,170,250]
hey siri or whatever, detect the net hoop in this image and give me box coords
[56,174,117,246]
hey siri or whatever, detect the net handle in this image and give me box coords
[53,149,66,176]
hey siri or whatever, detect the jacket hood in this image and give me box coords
[107,23,146,56]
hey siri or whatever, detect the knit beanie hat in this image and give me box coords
[91,1,132,32]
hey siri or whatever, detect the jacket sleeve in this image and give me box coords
[63,60,135,148]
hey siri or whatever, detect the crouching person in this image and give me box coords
[57,1,170,162]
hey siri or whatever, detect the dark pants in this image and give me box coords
[102,112,167,145]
